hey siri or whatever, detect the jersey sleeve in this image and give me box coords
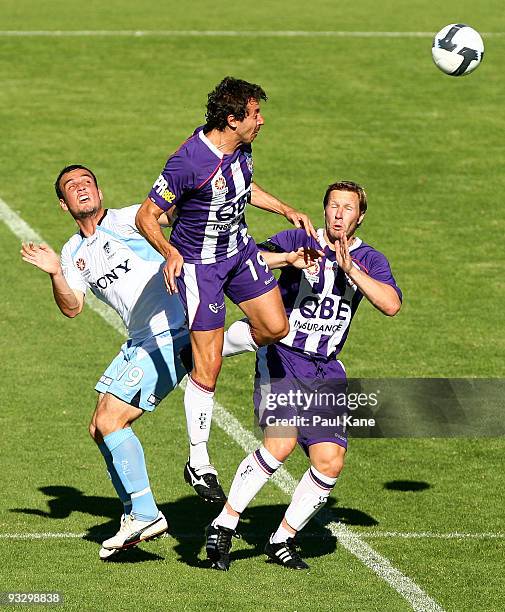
[258,229,309,253]
[147,151,197,212]
[364,250,403,301]
[111,205,141,235]
[60,242,87,295]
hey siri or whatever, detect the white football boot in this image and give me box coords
[99,514,127,561]
[101,511,168,552]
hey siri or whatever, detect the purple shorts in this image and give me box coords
[253,343,348,453]
[176,239,277,331]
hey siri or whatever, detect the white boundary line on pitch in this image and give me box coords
[0,533,88,540]
[2,531,504,541]
[0,30,503,38]
[0,198,126,335]
[1,196,443,612]
[360,532,505,539]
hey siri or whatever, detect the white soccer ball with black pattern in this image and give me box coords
[432,24,484,76]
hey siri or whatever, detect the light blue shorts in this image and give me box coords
[95,329,191,411]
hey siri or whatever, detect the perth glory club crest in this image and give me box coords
[304,261,320,278]
[213,175,227,194]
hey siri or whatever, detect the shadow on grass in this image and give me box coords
[11,487,379,566]
[10,486,120,520]
[383,480,432,492]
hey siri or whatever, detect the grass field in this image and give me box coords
[1,1,504,610]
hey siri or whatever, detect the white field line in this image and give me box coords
[2,197,442,612]
[0,198,125,336]
[0,532,88,540]
[2,531,503,541]
[0,30,503,38]
[0,531,505,540]
[362,531,505,540]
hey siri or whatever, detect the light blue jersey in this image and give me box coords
[60,205,191,409]
[60,205,186,341]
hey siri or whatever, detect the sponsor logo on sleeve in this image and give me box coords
[162,189,176,203]
[153,174,176,204]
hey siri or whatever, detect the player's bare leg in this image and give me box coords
[223,286,289,357]
[185,288,286,503]
[239,286,289,345]
[94,392,143,436]
[183,328,226,503]
[309,441,346,480]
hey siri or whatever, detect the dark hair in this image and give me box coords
[55,164,98,200]
[323,180,368,215]
[205,76,267,131]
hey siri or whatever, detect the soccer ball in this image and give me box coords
[432,24,484,76]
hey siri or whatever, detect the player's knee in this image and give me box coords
[315,454,345,479]
[257,317,289,345]
[94,399,126,437]
[94,412,109,437]
[271,318,290,342]
[264,437,297,462]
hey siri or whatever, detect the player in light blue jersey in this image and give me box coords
[21,165,191,560]
[206,180,402,571]
[136,77,317,501]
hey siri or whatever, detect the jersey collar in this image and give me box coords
[317,228,362,254]
[199,129,224,159]
[78,208,108,238]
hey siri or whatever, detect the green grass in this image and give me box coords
[1,1,505,610]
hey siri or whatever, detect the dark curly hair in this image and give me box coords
[55,164,98,200]
[205,76,267,131]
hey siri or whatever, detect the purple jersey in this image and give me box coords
[148,126,253,264]
[261,228,402,358]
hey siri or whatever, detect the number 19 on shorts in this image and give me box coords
[245,252,269,281]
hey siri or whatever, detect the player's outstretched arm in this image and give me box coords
[261,247,324,270]
[250,182,318,240]
[136,199,183,293]
[334,233,401,317]
[21,242,84,318]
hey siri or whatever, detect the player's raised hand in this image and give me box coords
[284,208,318,240]
[334,231,353,274]
[21,242,61,275]
[286,246,324,269]
[163,246,184,294]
